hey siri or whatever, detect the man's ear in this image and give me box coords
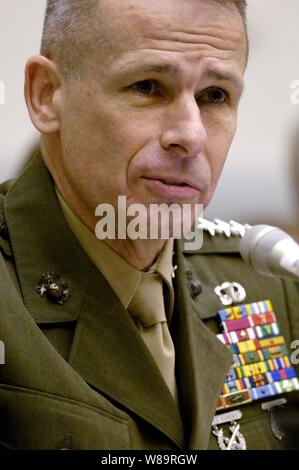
[25,56,62,134]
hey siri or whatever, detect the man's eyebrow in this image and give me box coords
[116,62,244,90]
[207,69,244,90]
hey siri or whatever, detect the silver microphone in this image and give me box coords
[239,225,299,281]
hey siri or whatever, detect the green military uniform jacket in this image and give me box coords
[0,153,299,450]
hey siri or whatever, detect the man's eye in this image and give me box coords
[131,80,158,95]
[203,88,228,104]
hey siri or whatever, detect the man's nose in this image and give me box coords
[159,97,208,158]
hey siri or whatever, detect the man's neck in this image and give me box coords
[103,238,167,271]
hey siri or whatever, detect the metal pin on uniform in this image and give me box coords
[37,272,70,305]
[214,282,247,306]
[186,270,202,298]
[197,217,251,238]
[212,410,246,450]
[261,398,287,441]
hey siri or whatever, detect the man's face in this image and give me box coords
[54,0,247,226]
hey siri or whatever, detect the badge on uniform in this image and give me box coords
[214,299,299,449]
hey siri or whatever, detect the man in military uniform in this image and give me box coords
[1,0,299,450]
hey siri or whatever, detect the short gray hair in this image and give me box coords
[41,0,101,77]
[41,0,248,77]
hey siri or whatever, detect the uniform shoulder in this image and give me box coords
[183,218,251,255]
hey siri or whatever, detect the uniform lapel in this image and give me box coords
[68,263,184,448]
[172,239,233,449]
[4,153,184,449]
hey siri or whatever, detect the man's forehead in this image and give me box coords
[101,0,240,24]
[99,0,246,71]
[100,0,244,37]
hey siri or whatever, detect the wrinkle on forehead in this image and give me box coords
[99,0,246,70]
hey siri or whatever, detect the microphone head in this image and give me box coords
[240,224,294,277]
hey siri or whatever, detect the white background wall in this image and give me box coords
[0,0,299,227]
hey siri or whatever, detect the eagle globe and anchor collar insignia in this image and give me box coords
[213,299,299,450]
[37,272,70,305]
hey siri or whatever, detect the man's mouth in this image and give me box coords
[157,178,190,187]
[141,176,200,200]
[143,175,200,189]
